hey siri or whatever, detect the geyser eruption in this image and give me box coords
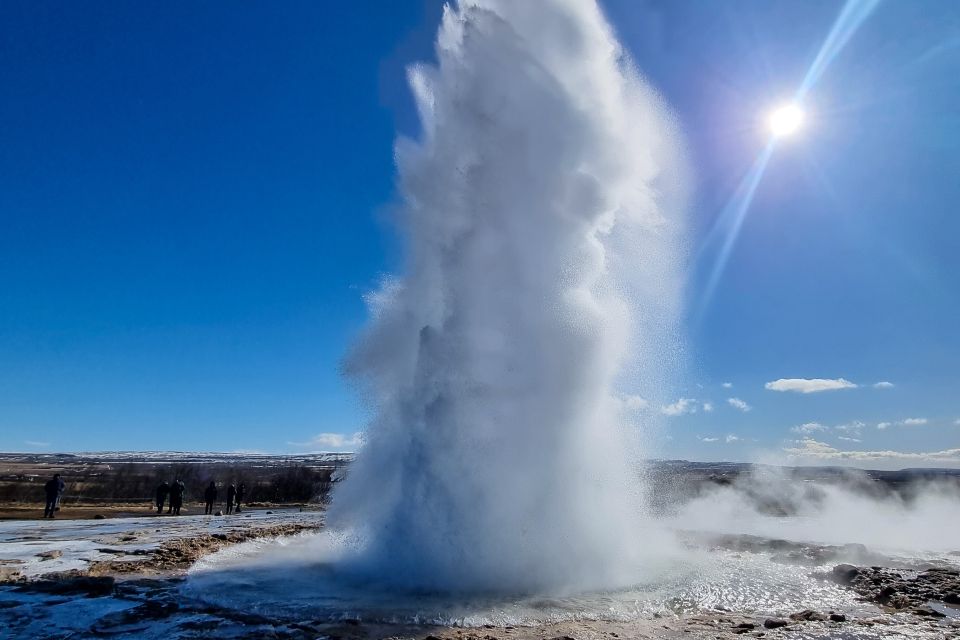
[330,0,686,593]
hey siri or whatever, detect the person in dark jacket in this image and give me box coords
[235,482,245,513]
[203,481,218,515]
[170,480,185,515]
[226,483,236,514]
[43,474,61,518]
[53,474,65,512]
[155,481,170,514]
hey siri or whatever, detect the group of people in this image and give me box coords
[154,480,186,515]
[154,479,245,516]
[42,473,66,518]
[40,474,249,518]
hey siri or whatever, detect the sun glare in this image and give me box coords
[768,103,805,137]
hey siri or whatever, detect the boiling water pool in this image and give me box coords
[184,530,878,626]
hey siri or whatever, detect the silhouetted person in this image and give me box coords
[170,480,185,515]
[235,482,245,513]
[203,481,218,515]
[155,481,170,514]
[54,474,65,512]
[43,474,61,518]
[226,483,236,514]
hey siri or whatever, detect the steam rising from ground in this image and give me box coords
[668,467,960,553]
[328,0,686,593]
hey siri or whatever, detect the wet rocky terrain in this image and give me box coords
[2,520,959,639]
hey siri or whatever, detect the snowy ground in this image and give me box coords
[1,511,959,639]
[0,508,324,579]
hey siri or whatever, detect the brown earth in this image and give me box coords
[0,501,314,520]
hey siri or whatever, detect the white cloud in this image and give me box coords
[877,422,891,430]
[834,420,866,436]
[791,422,828,434]
[725,434,740,443]
[288,432,364,451]
[702,401,714,413]
[722,382,733,389]
[622,395,649,411]
[791,420,864,436]
[837,436,862,443]
[661,398,697,416]
[727,397,751,412]
[24,440,50,447]
[764,378,858,393]
[901,417,928,426]
[873,381,895,389]
[699,436,719,443]
[784,438,960,465]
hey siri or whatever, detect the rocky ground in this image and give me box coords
[831,563,960,615]
[1,518,959,639]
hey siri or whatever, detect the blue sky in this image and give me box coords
[1,1,958,466]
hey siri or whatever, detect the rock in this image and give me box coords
[877,585,897,601]
[18,576,115,597]
[212,533,227,541]
[94,514,107,520]
[0,566,23,581]
[790,610,827,622]
[943,592,960,604]
[832,564,860,584]
[36,550,63,560]
[215,510,224,516]
[829,613,846,622]
[733,622,755,629]
[763,619,788,629]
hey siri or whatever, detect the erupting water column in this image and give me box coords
[330,0,686,593]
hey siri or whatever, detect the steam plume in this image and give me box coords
[329,0,686,592]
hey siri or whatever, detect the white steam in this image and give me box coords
[669,467,960,554]
[328,0,686,593]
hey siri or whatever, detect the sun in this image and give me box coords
[767,103,805,138]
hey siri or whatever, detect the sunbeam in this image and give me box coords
[696,0,882,320]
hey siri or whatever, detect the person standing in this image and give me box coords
[155,481,170,514]
[42,474,61,518]
[203,481,217,515]
[171,479,185,515]
[226,483,236,515]
[235,482,245,513]
[53,474,65,513]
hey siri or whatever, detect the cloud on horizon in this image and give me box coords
[765,378,858,393]
[784,438,960,465]
[288,432,364,451]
